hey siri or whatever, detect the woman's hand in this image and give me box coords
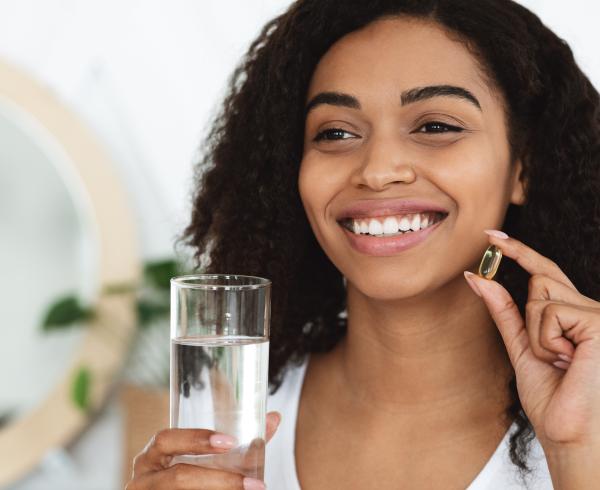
[463,230,600,451]
[125,411,281,490]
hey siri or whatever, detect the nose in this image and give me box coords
[350,135,417,191]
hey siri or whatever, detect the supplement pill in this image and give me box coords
[478,245,502,279]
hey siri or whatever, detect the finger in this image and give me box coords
[466,273,532,369]
[238,437,266,475]
[524,274,594,364]
[208,412,280,477]
[528,273,597,307]
[526,274,575,362]
[525,274,598,363]
[484,232,576,289]
[266,411,281,443]
[552,360,571,370]
[540,302,600,356]
[527,299,576,362]
[129,463,258,490]
[526,299,562,362]
[134,428,238,475]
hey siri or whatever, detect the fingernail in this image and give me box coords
[553,361,571,370]
[464,271,482,297]
[209,433,238,449]
[484,229,509,239]
[243,477,266,490]
[557,354,573,363]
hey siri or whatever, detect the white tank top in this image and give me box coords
[265,355,554,489]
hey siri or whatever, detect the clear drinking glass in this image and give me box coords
[170,274,271,480]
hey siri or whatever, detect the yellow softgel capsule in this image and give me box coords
[478,244,503,279]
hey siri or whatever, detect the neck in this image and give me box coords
[330,275,514,427]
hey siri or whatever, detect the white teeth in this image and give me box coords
[382,216,399,235]
[346,212,444,236]
[398,216,411,232]
[368,219,383,235]
[410,214,421,231]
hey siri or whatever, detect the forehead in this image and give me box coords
[306,17,496,108]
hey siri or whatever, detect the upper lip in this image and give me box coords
[336,198,449,220]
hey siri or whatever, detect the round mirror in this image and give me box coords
[0,58,140,486]
[0,97,94,419]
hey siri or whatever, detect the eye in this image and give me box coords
[415,121,465,134]
[313,128,359,142]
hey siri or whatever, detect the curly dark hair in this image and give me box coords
[182,0,600,484]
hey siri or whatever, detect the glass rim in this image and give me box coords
[170,274,271,290]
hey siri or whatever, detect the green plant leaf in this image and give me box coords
[71,366,91,411]
[41,295,94,331]
[143,259,180,290]
[0,409,14,429]
[137,299,170,328]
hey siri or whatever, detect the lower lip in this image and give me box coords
[340,217,446,256]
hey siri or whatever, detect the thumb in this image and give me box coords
[266,411,282,443]
[464,271,530,369]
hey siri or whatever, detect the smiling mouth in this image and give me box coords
[338,211,448,237]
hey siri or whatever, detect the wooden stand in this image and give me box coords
[120,383,170,486]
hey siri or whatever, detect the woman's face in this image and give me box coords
[299,17,525,300]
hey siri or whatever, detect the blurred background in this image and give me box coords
[0,1,598,488]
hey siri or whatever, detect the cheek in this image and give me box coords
[297,158,319,224]
[298,155,352,269]
[298,155,347,226]
[435,140,512,225]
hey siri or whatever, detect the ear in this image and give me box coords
[509,158,527,205]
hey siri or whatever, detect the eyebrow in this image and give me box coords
[304,84,482,117]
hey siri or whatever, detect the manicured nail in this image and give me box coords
[243,477,266,490]
[464,271,482,297]
[268,411,282,426]
[209,433,238,449]
[557,354,573,363]
[553,361,571,370]
[484,229,509,239]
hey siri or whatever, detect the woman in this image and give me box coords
[127,1,600,489]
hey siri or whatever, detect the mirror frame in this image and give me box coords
[0,58,140,486]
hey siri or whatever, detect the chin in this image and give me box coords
[345,272,432,302]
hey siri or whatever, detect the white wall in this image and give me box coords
[520,0,600,85]
[0,1,598,489]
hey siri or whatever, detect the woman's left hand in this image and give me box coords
[463,230,600,450]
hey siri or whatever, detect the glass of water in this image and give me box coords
[170,274,271,480]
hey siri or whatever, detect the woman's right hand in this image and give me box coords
[125,411,281,490]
